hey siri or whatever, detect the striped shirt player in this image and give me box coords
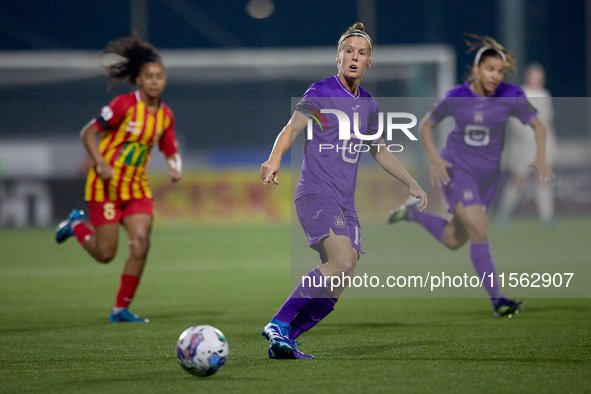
[55,34,182,324]
[86,90,178,205]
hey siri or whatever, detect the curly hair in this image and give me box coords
[102,32,162,87]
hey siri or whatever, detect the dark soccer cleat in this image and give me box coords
[388,196,419,224]
[268,345,295,359]
[109,308,149,323]
[492,298,524,318]
[55,209,85,243]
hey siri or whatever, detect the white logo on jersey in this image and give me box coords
[312,210,323,219]
[306,109,418,141]
[464,125,491,146]
[474,111,484,123]
[351,105,361,111]
[126,121,144,135]
[100,106,113,121]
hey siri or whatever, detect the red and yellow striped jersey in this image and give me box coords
[85,91,178,202]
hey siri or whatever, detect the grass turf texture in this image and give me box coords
[1,218,590,393]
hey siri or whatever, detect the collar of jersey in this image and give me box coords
[465,81,500,98]
[134,90,163,106]
[333,75,361,99]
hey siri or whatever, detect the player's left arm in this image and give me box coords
[370,138,428,212]
[166,153,182,183]
[159,111,181,183]
[528,117,556,182]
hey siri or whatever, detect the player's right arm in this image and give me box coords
[80,121,115,180]
[82,95,130,181]
[419,113,452,186]
[260,110,308,185]
[528,116,555,182]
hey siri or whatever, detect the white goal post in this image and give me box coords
[0,45,456,95]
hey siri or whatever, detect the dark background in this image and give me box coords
[0,0,586,97]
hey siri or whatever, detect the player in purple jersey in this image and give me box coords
[259,23,427,359]
[388,35,555,317]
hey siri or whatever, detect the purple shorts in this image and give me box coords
[441,167,500,213]
[295,194,361,260]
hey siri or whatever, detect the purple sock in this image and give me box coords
[409,205,447,243]
[469,241,504,299]
[289,290,337,340]
[273,267,326,325]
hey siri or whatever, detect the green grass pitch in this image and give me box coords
[1,218,590,393]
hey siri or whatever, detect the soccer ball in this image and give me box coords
[175,325,229,377]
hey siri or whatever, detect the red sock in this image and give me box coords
[115,274,141,308]
[72,222,94,246]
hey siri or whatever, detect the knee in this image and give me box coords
[468,226,488,243]
[96,248,116,263]
[442,224,468,250]
[130,234,150,258]
[444,238,467,251]
[512,175,527,188]
[332,251,358,276]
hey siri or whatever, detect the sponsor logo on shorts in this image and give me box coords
[334,216,345,228]
[463,189,474,201]
[312,209,323,219]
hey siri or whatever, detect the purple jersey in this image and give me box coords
[430,81,538,170]
[294,75,381,210]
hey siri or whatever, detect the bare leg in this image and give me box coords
[318,228,359,298]
[441,214,469,250]
[497,173,528,225]
[453,203,488,243]
[121,214,153,276]
[535,178,554,225]
[82,223,119,263]
[110,214,152,314]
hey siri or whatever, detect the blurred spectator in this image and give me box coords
[497,63,557,226]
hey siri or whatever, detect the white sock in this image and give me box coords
[536,183,554,224]
[497,183,521,220]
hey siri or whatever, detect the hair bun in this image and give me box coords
[350,22,365,32]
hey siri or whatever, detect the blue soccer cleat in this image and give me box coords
[267,341,315,360]
[492,298,524,318]
[268,344,288,359]
[55,209,85,244]
[263,321,314,360]
[262,321,295,358]
[109,308,149,323]
[291,340,315,359]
